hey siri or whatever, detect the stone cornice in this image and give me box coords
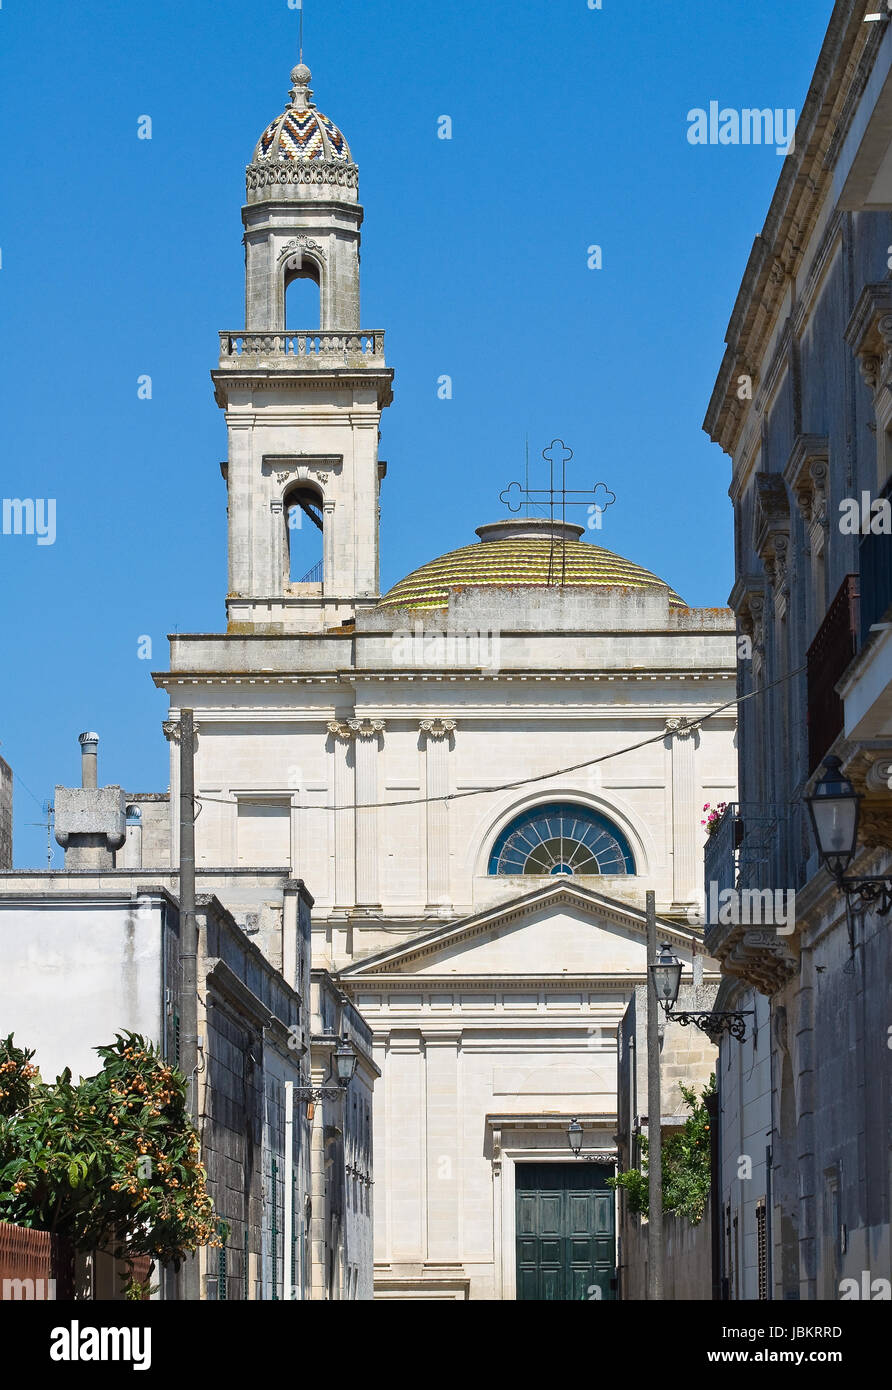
[246,159,359,191]
[703,4,879,456]
[340,975,719,992]
[154,670,736,686]
[205,957,274,1029]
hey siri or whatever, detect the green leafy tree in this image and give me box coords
[609,1074,715,1224]
[0,1031,222,1273]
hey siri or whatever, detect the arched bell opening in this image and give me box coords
[284,483,324,585]
[284,259,322,331]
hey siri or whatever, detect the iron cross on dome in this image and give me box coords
[499,439,616,584]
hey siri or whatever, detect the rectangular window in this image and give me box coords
[237,799,290,867]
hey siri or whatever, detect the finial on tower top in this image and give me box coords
[289,62,314,111]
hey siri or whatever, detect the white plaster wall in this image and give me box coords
[0,900,165,1080]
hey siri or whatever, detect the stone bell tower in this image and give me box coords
[213,59,394,635]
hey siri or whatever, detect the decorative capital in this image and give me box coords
[163,719,198,748]
[860,352,882,392]
[419,718,457,740]
[665,717,696,740]
[327,721,355,742]
[348,719,386,740]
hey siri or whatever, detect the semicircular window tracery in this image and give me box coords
[488,802,635,877]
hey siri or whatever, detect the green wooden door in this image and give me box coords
[516,1163,616,1301]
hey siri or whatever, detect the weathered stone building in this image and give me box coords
[0,731,376,1300]
[704,0,892,1301]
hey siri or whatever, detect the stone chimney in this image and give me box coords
[54,731,126,870]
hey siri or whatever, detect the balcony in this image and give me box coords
[858,474,892,645]
[703,802,741,901]
[806,574,860,773]
[703,802,799,996]
[217,330,386,369]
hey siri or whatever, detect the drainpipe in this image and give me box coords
[179,709,200,1301]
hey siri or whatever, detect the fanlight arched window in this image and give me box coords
[488,802,635,877]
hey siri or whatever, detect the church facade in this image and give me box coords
[150,55,739,1299]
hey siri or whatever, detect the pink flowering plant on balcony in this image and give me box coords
[701,802,728,838]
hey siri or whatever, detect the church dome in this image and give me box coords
[376,518,686,614]
[252,63,352,163]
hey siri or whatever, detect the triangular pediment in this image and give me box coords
[339,882,699,979]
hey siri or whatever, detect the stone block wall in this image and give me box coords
[621,1209,712,1300]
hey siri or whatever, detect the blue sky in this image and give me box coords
[0,0,835,866]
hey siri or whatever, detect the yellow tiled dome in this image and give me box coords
[376,520,686,614]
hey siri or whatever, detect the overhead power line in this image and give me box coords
[190,664,806,815]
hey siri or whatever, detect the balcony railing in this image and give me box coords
[703,802,740,901]
[806,574,860,773]
[218,330,385,365]
[859,473,892,646]
[703,801,793,915]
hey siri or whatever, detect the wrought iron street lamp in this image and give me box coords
[650,944,753,1043]
[651,943,683,1010]
[805,756,892,915]
[333,1037,358,1085]
[566,1118,617,1165]
[294,1037,358,1102]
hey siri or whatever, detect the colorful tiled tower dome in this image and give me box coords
[376,519,687,614]
[252,63,352,163]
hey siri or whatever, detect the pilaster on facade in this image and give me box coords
[350,720,385,908]
[162,717,199,866]
[420,720,456,910]
[328,721,356,911]
[665,717,698,908]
